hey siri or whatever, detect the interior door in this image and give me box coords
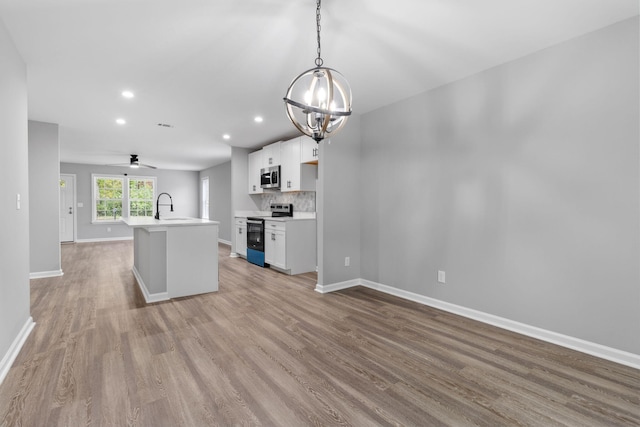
[59,174,75,242]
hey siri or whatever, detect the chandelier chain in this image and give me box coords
[315,0,323,67]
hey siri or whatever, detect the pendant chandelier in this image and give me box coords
[284,0,352,143]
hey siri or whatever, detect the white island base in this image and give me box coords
[123,217,219,303]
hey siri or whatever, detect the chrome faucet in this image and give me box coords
[155,192,173,220]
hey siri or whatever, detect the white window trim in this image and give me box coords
[91,174,157,224]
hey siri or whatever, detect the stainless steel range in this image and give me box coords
[246,204,293,267]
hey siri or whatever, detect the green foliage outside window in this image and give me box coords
[95,178,123,220]
[93,176,155,221]
[129,179,154,217]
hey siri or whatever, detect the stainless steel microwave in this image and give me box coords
[260,165,280,189]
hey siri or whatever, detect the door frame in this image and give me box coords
[60,173,77,243]
[201,176,210,219]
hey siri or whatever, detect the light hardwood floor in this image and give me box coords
[1,241,638,426]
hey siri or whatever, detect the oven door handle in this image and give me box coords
[247,219,264,225]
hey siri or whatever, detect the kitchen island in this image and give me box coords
[122,217,219,303]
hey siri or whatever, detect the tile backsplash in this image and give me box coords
[261,192,316,212]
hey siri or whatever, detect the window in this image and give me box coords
[92,174,156,222]
[129,178,155,217]
[201,177,209,219]
[94,176,124,221]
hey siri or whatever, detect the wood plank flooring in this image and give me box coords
[1,241,638,426]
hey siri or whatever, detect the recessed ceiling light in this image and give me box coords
[122,90,134,99]
[254,116,263,123]
[116,118,126,125]
[222,134,231,140]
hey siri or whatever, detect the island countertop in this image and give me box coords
[122,217,219,228]
[123,216,220,302]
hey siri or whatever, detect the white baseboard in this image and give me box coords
[76,236,134,243]
[29,269,64,279]
[230,253,247,259]
[0,317,35,386]
[131,266,169,304]
[318,278,640,370]
[315,279,361,294]
[218,239,231,246]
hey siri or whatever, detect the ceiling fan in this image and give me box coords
[109,154,157,169]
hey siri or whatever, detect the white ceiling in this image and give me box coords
[0,0,637,171]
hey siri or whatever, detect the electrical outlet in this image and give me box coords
[345,256,350,267]
[437,270,446,284]
[107,227,111,232]
[16,193,21,210]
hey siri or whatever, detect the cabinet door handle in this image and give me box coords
[269,157,273,165]
[287,180,291,188]
[271,233,276,240]
[239,228,242,234]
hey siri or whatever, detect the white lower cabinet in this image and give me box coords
[264,219,316,275]
[264,223,285,269]
[234,218,247,257]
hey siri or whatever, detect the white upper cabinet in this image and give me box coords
[300,136,319,164]
[262,141,281,167]
[281,137,317,192]
[248,150,264,194]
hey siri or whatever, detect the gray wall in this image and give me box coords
[318,115,362,286]
[231,146,260,213]
[356,17,639,354]
[28,120,61,275]
[230,147,260,253]
[0,19,31,374]
[60,163,199,241]
[200,161,232,243]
